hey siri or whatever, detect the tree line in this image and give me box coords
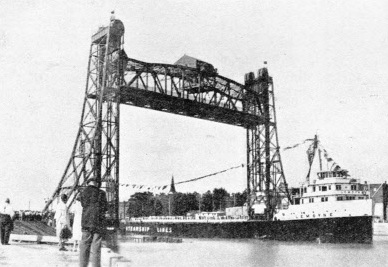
[125,188,248,218]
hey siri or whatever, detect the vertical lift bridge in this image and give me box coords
[43,17,290,225]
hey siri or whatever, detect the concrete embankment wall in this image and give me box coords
[13,221,56,236]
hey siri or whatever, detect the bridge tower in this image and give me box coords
[245,68,290,220]
[43,17,126,228]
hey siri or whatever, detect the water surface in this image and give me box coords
[119,236,388,267]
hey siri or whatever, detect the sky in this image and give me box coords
[0,0,387,210]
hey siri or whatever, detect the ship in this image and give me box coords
[123,136,373,243]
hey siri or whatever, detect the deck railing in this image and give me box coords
[128,215,249,223]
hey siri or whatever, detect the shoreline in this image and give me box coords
[2,239,130,267]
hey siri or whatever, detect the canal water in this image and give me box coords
[119,236,388,267]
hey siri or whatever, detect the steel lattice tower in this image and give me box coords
[245,69,290,220]
[44,18,125,227]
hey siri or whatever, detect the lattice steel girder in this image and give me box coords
[105,56,270,127]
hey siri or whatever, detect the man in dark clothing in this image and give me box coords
[79,178,108,267]
[0,198,14,245]
[0,216,12,245]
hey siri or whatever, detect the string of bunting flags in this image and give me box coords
[118,164,245,193]
[283,137,343,172]
[283,138,314,151]
[118,183,169,193]
[320,145,342,171]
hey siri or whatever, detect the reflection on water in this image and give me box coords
[118,236,388,267]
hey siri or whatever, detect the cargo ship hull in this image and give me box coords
[124,215,373,243]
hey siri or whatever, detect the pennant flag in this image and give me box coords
[306,143,316,166]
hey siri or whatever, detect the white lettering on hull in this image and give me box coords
[126,226,150,232]
[125,226,173,233]
[157,227,172,233]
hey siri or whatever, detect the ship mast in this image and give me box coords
[306,134,319,182]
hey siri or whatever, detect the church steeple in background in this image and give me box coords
[169,175,176,194]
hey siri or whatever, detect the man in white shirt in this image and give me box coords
[0,198,15,245]
[54,194,70,251]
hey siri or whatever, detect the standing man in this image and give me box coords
[0,198,15,245]
[80,177,108,267]
[55,194,70,251]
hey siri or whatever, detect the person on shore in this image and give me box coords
[0,198,15,245]
[72,194,83,252]
[55,194,70,251]
[79,177,108,267]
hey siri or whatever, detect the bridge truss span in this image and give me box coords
[118,56,266,127]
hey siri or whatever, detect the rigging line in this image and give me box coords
[174,164,244,186]
[114,164,245,188]
[282,138,314,151]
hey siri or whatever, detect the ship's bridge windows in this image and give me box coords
[294,198,301,205]
[329,185,331,190]
[309,198,314,203]
[358,197,364,200]
[322,186,327,192]
[346,196,356,200]
[313,186,316,192]
[336,185,341,190]
[351,185,357,190]
[304,187,307,193]
[337,196,343,201]
[321,197,328,202]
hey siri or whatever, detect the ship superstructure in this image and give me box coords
[275,170,372,220]
[274,136,372,220]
